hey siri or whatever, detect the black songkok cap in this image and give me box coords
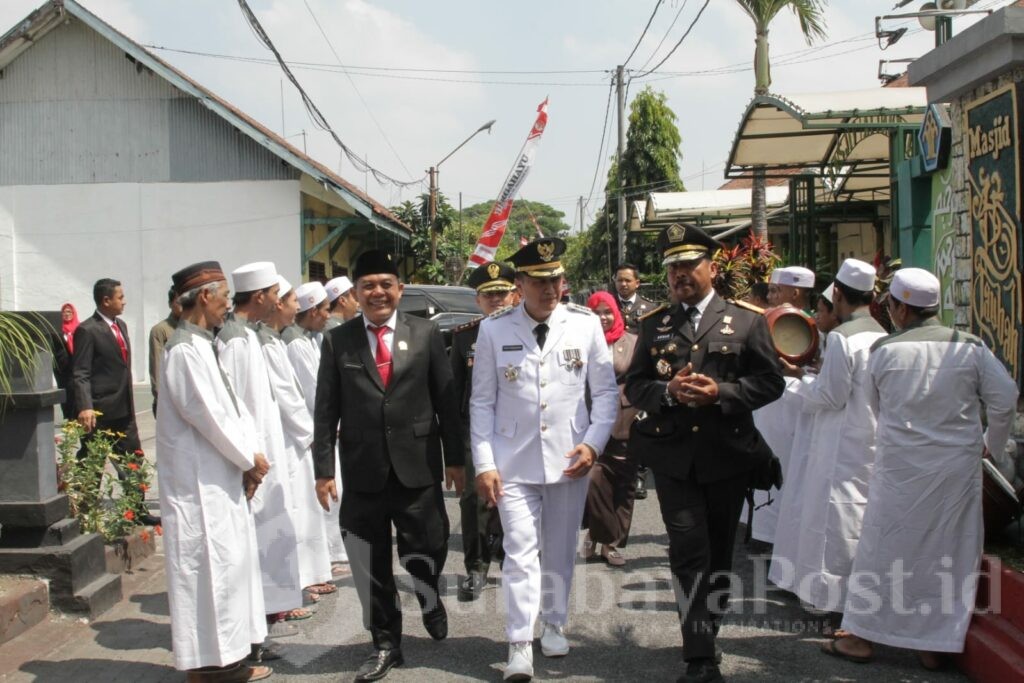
[172,261,225,296]
[352,250,399,281]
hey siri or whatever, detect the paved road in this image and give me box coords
[1,387,968,682]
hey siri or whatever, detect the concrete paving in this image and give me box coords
[0,387,968,682]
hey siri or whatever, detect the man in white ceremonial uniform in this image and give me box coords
[781,260,886,619]
[471,238,618,681]
[259,276,334,596]
[825,269,1018,669]
[218,262,305,631]
[157,261,271,681]
[286,282,350,574]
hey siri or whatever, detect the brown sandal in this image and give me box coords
[820,638,872,664]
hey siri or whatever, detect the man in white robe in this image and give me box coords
[157,261,271,680]
[785,259,886,616]
[259,276,333,594]
[826,269,1018,668]
[218,262,304,632]
[286,282,350,573]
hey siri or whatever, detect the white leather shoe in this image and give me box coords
[540,622,569,657]
[504,641,534,681]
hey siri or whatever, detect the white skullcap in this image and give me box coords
[773,266,814,289]
[835,258,876,293]
[325,276,353,302]
[231,262,278,293]
[821,283,834,304]
[276,275,292,298]
[295,281,327,312]
[890,268,940,308]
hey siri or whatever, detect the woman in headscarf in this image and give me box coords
[60,303,79,353]
[582,290,640,567]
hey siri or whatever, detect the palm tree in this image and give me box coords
[734,0,827,241]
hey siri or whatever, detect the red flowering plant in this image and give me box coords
[56,420,154,542]
[713,230,781,301]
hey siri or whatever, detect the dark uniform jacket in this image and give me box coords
[312,311,464,493]
[618,292,658,333]
[624,293,784,484]
[449,317,482,458]
[72,312,135,421]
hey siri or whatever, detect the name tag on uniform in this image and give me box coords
[502,345,523,351]
[654,333,672,342]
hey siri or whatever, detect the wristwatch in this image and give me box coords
[661,383,678,407]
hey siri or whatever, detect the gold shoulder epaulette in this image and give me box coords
[452,316,484,334]
[565,302,595,315]
[488,305,515,320]
[638,303,669,321]
[728,299,766,315]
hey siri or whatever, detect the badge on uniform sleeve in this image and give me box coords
[656,358,673,378]
[505,364,520,382]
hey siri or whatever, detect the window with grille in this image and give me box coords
[308,260,327,283]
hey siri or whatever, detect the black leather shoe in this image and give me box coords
[354,648,403,682]
[634,475,648,500]
[422,603,448,640]
[139,513,162,527]
[676,659,724,683]
[248,642,283,662]
[457,572,487,602]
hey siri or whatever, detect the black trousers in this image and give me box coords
[459,454,504,575]
[341,469,450,650]
[654,471,747,661]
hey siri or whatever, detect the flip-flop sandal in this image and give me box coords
[331,563,351,577]
[236,665,273,682]
[821,638,872,664]
[283,608,313,621]
[825,627,851,639]
[305,583,337,595]
[303,591,321,603]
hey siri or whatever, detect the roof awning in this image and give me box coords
[629,188,790,232]
[726,88,929,202]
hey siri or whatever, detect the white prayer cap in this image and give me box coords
[231,261,278,293]
[835,258,876,293]
[821,283,834,304]
[325,276,353,302]
[277,275,293,298]
[890,268,940,308]
[295,281,327,312]
[769,268,784,284]
[773,266,815,289]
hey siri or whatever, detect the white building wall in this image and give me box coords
[2,179,301,382]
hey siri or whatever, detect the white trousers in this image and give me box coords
[498,478,588,642]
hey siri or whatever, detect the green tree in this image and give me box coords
[734,0,827,240]
[566,86,684,295]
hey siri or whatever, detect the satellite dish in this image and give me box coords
[919,2,938,31]
[938,0,967,9]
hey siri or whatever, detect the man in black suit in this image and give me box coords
[625,224,784,683]
[614,263,658,333]
[313,250,465,682]
[72,278,157,525]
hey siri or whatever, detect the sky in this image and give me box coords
[0,0,1014,230]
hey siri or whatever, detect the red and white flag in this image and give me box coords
[467,98,549,269]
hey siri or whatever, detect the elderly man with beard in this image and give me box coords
[625,223,783,683]
[313,250,465,682]
[156,261,271,681]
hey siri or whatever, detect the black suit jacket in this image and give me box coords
[313,311,464,494]
[71,312,134,421]
[624,294,784,484]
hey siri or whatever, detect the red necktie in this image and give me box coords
[372,325,392,388]
[111,322,128,363]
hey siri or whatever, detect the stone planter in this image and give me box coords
[104,527,157,574]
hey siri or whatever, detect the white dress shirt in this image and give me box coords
[363,310,398,356]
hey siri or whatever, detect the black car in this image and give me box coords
[399,284,481,346]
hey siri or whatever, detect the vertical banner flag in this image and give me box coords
[467,98,549,269]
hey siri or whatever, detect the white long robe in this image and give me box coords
[285,325,348,563]
[842,321,1018,652]
[218,318,302,614]
[260,328,332,586]
[788,314,885,612]
[156,322,266,670]
[767,376,817,591]
[744,377,803,544]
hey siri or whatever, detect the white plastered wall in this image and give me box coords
[1,179,302,383]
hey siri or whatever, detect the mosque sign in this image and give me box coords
[965,84,1024,387]
[918,103,951,173]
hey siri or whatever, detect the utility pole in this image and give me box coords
[615,65,627,265]
[578,196,584,233]
[429,166,438,265]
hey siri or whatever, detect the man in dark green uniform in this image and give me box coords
[450,260,518,601]
[625,223,784,683]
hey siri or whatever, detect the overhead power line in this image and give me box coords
[235,0,423,188]
[637,0,689,73]
[634,0,712,78]
[584,79,616,212]
[622,0,664,67]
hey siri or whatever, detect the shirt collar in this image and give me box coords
[179,319,214,341]
[97,310,117,327]
[620,293,636,305]
[364,310,398,331]
[685,289,716,317]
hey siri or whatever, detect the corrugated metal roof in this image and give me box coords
[0,0,409,235]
